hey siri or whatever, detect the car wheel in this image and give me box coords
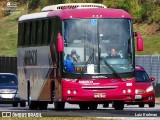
[12,103,18,107]
[20,102,26,107]
[149,102,155,107]
[139,103,144,108]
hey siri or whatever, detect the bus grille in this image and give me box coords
[81,86,118,90]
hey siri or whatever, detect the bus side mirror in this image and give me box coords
[135,32,143,51]
[57,33,64,52]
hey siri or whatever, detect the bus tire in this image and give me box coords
[114,101,124,110]
[79,103,88,110]
[39,102,48,110]
[89,103,98,110]
[20,101,26,107]
[54,101,65,110]
[29,101,39,110]
[27,81,31,106]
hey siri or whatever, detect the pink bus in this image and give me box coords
[17,3,143,110]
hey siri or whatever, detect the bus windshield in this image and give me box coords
[63,19,134,74]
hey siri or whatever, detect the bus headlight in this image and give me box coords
[67,90,71,94]
[73,90,77,94]
[123,90,126,94]
[127,89,131,93]
[146,86,153,92]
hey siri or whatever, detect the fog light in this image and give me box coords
[67,90,71,94]
[148,96,153,100]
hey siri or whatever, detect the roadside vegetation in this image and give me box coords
[0,0,159,56]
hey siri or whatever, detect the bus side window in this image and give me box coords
[50,18,56,44]
[37,20,43,45]
[43,20,49,45]
[49,17,62,45]
[25,22,31,46]
[47,19,51,44]
[28,22,32,46]
[22,22,27,46]
[31,21,36,46]
[18,23,24,46]
[34,21,38,45]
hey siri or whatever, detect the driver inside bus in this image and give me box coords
[66,49,81,63]
[107,48,121,58]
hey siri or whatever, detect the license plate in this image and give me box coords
[94,93,106,98]
[135,95,142,99]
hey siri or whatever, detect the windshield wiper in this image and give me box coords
[78,53,94,78]
[103,60,121,79]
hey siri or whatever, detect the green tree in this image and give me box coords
[28,0,40,9]
[40,0,65,8]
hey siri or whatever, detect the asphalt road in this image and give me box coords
[0,103,160,119]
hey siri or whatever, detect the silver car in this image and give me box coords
[0,73,26,107]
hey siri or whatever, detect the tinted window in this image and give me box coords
[37,20,43,45]
[18,23,23,46]
[135,70,150,82]
[0,75,18,86]
[43,20,49,44]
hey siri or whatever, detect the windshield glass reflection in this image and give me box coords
[63,19,134,74]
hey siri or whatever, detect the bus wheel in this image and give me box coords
[20,101,26,107]
[113,101,124,110]
[54,101,65,110]
[39,102,48,110]
[79,103,88,110]
[89,103,97,110]
[29,101,39,110]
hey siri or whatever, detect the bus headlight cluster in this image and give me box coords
[67,90,77,94]
[123,89,131,94]
[67,90,71,94]
[127,89,131,93]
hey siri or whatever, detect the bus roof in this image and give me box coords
[41,3,107,12]
[48,8,131,19]
[19,5,131,22]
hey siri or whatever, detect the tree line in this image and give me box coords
[0,0,160,25]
